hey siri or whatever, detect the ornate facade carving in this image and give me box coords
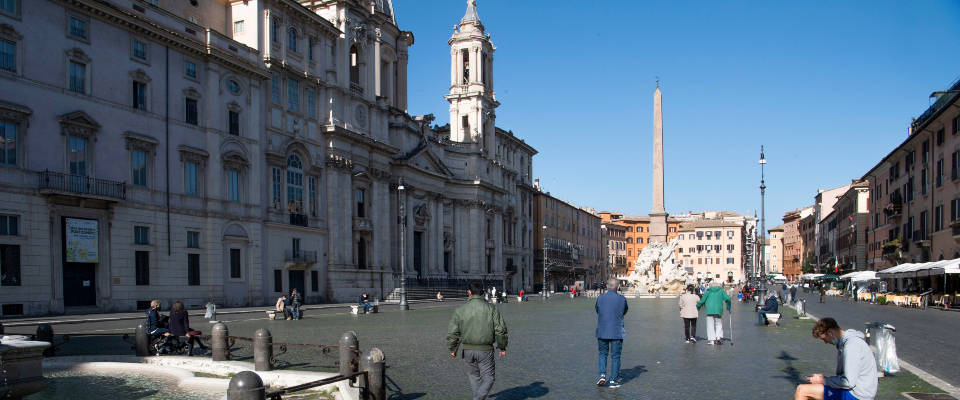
[183,87,202,99]
[57,111,101,139]
[129,68,152,83]
[368,167,391,182]
[123,132,159,154]
[325,154,354,172]
[0,24,23,40]
[64,48,91,63]
[222,152,250,171]
[178,145,209,165]
[0,101,32,126]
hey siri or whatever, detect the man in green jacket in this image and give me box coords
[696,281,731,345]
[447,281,509,400]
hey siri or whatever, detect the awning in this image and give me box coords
[877,258,960,279]
[839,271,877,281]
[799,274,825,280]
[820,275,840,280]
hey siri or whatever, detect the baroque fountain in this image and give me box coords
[622,237,696,295]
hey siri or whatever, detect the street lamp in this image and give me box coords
[759,146,767,286]
[542,225,548,299]
[398,177,409,311]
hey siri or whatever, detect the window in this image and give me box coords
[271,167,281,211]
[135,251,150,285]
[308,38,315,61]
[134,226,149,245]
[670,227,676,233]
[678,234,684,240]
[311,270,319,292]
[133,81,147,110]
[226,80,240,94]
[952,199,959,222]
[69,61,86,94]
[69,136,87,176]
[0,244,20,286]
[185,99,198,125]
[133,40,147,60]
[922,168,928,195]
[228,170,239,202]
[953,115,959,136]
[187,231,200,248]
[937,158,944,187]
[1,39,14,72]
[0,215,18,236]
[288,28,298,52]
[0,121,17,167]
[1,0,17,14]
[271,74,280,104]
[184,162,198,196]
[308,177,317,218]
[274,269,282,292]
[307,89,316,118]
[131,150,148,187]
[953,151,959,181]
[937,128,945,146]
[228,111,239,135]
[292,238,301,257]
[637,227,643,232]
[271,18,280,43]
[230,248,241,279]
[288,79,299,112]
[935,205,943,232]
[349,46,360,86]
[70,17,87,39]
[286,155,304,214]
[233,21,244,34]
[184,60,197,79]
[357,188,365,218]
[187,14,201,25]
[923,140,929,164]
[187,254,200,285]
[727,258,734,264]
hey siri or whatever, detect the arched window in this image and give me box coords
[288,28,298,52]
[286,154,303,214]
[349,46,360,86]
[357,238,367,269]
[308,37,315,60]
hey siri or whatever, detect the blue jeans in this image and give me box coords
[292,303,301,319]
[598,339,622,381]
[870,292,877,302]
[361,301,371,313]
[758,310,771,324]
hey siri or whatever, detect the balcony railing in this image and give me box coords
[284,250,317,263]
[289,213,308,227]
[39,170,125,200]
[349,82,363,96]
[912,77,960,131]
[353,217,372,231]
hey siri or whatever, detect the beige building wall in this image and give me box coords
[767,226,784,275]
[677,220,746,284]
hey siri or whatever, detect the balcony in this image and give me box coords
[353,217,372,231]
[289,213,308,227]
[912,77,960,132]
[883,203,902,220]
[349,82,363,97]
[951,221,960,244]
[285,250,317,263]
[913,229,930,247]
[39,170,126,201]
[505,265,517,274]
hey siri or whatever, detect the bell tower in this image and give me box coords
[445,0,499,152]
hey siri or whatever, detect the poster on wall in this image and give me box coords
[66,218,99,263]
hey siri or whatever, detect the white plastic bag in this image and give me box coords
[874,323,900,373]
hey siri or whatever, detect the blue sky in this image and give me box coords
[395,1,960,227]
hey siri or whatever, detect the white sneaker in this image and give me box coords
[597,374,606,387]
[708,340,715,345]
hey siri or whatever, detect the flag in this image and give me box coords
[834,255,839,274]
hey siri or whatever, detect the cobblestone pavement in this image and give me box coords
[795,290,960,388]
[37,292,948,400]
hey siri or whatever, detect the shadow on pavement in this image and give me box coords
[776,350,806,385]
[489,381,548,399]
[616,365,648,385]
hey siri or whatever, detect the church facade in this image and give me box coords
[0,0,536,316]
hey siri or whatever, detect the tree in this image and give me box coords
[801,254,817,274]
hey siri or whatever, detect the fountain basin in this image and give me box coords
[0,338,50,399]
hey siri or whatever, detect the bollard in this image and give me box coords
[212,322,229,361]
[135,322,151,356]
[226,371,266,400]
[36,323,55,357]
[359,348,386,400]
[253,328,273,371]
[339,331,359,382]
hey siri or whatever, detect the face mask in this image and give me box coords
[831,333,840,347]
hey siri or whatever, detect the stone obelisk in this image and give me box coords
[649,83,668,245]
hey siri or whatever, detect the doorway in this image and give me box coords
[62,217,97,307]
[413,232,422,278]
[289,270,305,299]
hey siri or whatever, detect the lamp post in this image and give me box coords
[542,225,548,299]
[759,146,767,286]
[398,178,409,311]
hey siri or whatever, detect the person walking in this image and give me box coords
[291,288,303,320]
[794,318,878,400]
[819,285,827,303]
[696,281,731,345]
[852,283,859,302]
[868,282,878,304]
[596,278,629,388]
[447,281,508,400]
[679,285,699,343]
[790,285,798,306]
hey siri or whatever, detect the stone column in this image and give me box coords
[326,171,341,266]
[470,206,480,275]
[652,86,665,215]
[450,48,458,87]
[468,47,478,83]
[344,175,354,266]
[453,201,462,275]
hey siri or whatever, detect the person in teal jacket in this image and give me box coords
[696,282,731,345]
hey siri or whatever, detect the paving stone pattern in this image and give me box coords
[795,291,960,388]
[41,295,943,400]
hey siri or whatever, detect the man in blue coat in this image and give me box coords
[596,278,628,388]
[757,293,779,326]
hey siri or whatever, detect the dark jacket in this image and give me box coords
[168,310,190,336]
[145,308,161,332]
[596,290,629,340]
[291,291,302,305]
[447,296,508,352]
[790,287,797,296]
[761,296,779,313]
[359,294,369,304]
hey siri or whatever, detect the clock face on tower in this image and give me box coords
[355,106,366,128]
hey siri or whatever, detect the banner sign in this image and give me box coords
[66,218,99,263]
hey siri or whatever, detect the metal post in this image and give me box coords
[0,322,4,334]
[135,322,151,356]
[360,348,386,400]
[760,146,767,285]
[253,328,273,372]
[36,323,54,357]
[226,371,266,400]
[542,225,548,299]
[398,178,409,310]
[212,322,229,362]
[339,331,359,381]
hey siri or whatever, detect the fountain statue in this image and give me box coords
[623,237,695,294]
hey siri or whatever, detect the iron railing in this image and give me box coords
[284,250,317,263]
[289,213,308,227]
[912,77,960,132]
[39,170,126,200]
[389,275,503,300]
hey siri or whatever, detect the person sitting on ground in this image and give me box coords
[276,295,293,320]
[757,293,779,326]
[168,301,207,356]
[794,317,878,400]
[359,292,372,314]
